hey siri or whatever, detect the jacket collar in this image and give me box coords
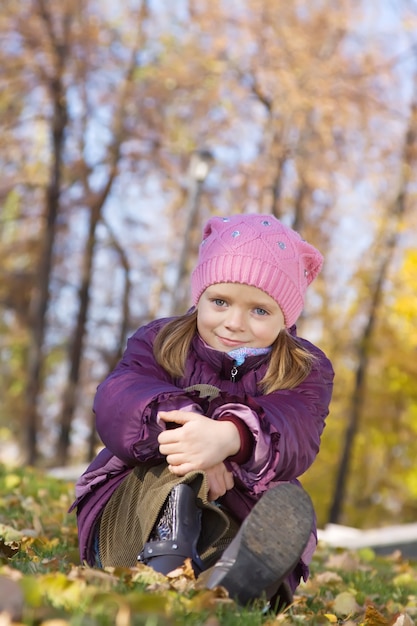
[192,333,270,379]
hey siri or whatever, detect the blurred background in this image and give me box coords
[0,0,416,531]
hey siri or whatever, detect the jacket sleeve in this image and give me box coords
[93,320,202,466]
[214,343,334,495]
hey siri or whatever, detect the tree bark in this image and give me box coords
[328,97,415,523]
[56,202,102,464]
[56,40,141,464]
[24,0,69,465]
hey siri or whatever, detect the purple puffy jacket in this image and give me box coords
[71,316,334,589]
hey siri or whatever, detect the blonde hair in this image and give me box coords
[153,310,315,393]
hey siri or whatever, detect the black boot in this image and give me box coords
[204,483,314,606]
[138,483,203,575]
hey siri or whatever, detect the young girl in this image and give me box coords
[72,213,334,609]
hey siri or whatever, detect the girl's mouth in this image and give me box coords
[217,336,247,348]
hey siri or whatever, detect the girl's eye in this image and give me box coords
[213,298,227,307]
[255,308,268,316]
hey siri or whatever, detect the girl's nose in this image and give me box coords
[224,308,245,331]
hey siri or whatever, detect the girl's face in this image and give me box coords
[196,283,285,352]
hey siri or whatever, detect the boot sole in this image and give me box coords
[206,483,313,605]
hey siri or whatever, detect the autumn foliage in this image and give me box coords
[1,465,417,625]
[0,1,417,532]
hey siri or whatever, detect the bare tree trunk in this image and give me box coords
[102,223,132,370]
[291,179,310,233]
[248,79,288,221]
[328,96,416,523]
[57,202,102,464]
[268,152,288,220]
[56,40,141,464]
[24,1,69,465]
[328,249,390,523]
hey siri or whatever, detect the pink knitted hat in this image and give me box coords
[191,214,323,327]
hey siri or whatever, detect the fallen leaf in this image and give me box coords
[391,614,415,626]
[0,538,19,559]
[0,575,24,621]
[333,591,360,617]
[393,573,417,587]
[357,547,377,562]
[364,604,389,625]
[315,571,343,585]
[0,525,24,542]
[188,588,233,611]
[385,550,404,563]
[115,604,130,626]
[326,551,361,572]
[122,590,170,613]
[166,567,185,578]
[4,474,21,490]
[182,557,197,579]
[0,566,21,581]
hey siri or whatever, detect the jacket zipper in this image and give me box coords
[230,365,238,382]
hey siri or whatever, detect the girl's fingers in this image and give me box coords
[167,463,191,476]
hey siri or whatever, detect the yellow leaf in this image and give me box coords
[357,547,377,562]
[324,613,338,623]
[123,590,170,613]
[4,474,21,490]
[19,576,44,608]
[333,591,360,617]
[393,573,417,587]
[0,524,24,542]
[363,604,389,625]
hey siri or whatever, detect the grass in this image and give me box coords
[1,464,417,625]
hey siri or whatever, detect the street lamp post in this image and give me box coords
[171,150,214,314]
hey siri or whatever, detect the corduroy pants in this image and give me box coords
[98,461,239,570]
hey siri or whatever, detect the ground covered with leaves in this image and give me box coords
[1,465,417,625]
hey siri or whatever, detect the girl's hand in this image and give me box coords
[157,410,240,475]
[205,463,234,501]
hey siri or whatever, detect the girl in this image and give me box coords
[72,213,334,609]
